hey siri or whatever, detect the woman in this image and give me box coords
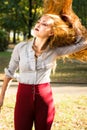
[0,14,87,130]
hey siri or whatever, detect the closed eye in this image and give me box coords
[36,20,48,27]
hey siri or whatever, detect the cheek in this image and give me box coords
[41,30,50,37]
[45,29,53,36]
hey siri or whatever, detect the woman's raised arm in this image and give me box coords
[55,37,87,56]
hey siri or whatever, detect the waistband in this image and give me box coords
[19,82,50,87]
[18,82,51,96]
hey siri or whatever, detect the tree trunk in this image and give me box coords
[28,0,32,38]
[13,30,16,44]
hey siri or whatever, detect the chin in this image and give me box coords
[31,29,37,37]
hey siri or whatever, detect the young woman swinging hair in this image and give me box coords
[0,0,87,130]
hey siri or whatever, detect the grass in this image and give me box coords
[0,51,11,73]
[0,51,87,83]
[52,94,87,130]
[51,59,87,83]
[0,92,87,130]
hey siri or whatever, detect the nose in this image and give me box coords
[36,22,40,28]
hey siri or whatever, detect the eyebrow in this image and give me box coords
[38,19,47,22]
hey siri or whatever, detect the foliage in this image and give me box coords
[0,0,87,44]
[73,0,87,27]
[0,30,9,51]
[0,0,43,43]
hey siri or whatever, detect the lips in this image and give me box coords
[35,28,39,31]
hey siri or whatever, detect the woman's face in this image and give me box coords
[33,15,54,38]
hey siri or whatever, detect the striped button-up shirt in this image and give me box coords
[5,37,87,84]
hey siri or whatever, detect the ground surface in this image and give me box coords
[0,81,87,95]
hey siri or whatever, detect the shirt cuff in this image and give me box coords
[4,68,14,78]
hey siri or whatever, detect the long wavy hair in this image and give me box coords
[43,0,87,62]
[44,14,76,48]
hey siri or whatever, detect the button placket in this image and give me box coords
[26,44,36,71]
[32,85,35,101]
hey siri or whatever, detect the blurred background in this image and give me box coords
[0,0,87,83]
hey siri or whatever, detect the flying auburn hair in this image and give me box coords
[43,0,87,62]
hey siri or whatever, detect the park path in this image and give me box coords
[0,81,87,95]
[0,81,87,105]
[51,83,87,95]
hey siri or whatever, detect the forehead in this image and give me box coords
[39,15,54,24]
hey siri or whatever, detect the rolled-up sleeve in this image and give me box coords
[55,37,87,56]
[5,44,20,78]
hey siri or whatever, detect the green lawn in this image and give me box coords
[0,51,11,73]
[51,59,87,83]
[0,93,87,130]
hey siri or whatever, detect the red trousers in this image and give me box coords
[14,83,55,130]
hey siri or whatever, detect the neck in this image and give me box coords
[34,37,48,51]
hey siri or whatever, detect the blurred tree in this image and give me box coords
[0,29,9,51]
[0,0,43,44]
[73,0,87,27]
[0,0,86,45]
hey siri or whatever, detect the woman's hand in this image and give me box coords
[61,14,82,36]
[0,76,12,108]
